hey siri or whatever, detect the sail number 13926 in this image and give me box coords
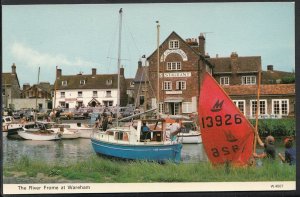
[201,114,242,128]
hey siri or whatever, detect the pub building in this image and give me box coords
[147,31,213,115]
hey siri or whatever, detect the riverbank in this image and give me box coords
[3,155,295,183]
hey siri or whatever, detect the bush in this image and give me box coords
[250,118,295,137]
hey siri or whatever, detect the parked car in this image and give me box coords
[59,108,74,119]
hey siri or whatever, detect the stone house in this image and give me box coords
[2,63,21,109]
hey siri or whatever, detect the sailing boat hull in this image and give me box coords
[91,138,182,163]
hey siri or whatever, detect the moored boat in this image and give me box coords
[51,124,80,139]
[2,116,23,137]
[91,119,182,163]
[177,121,202,144]
[58,122,96,138]
[18,128,61,141]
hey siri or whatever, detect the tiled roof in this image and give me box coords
[222,84,295,96]
[55,74,119,90]
[2,73,13,85]
[134,66,149,83]
[261,70,294,84]
[209,56,261,73]
[2,73,20,88]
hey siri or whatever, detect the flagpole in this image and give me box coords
[253,68,262,153]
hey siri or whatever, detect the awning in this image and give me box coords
[164,98,183,103]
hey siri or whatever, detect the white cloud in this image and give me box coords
[10,42,96,68]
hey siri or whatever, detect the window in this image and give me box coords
[106,91,112,97]
[169,40,179,49]
[80,80,86,85]
[59,101,66,107]
[106,79,112,85]
[93,91,98,97]
[182,102,192,113]
[2,88,5,96]
[167,62,181,70]
[250,100,267,117]
[77,101,83,107]
[130,81,135,87]
[220,77,230,85]
[163,81,172,90]
[60,92,65,98]
[78,91,82,98]
[176,81,186,90]
[272,99,289,116]
[159,103,164,113]
[242,76,256,85]
[62,81,67,86]
[233,100,246,115]
[103,101,113,107]
[139,95,145,105]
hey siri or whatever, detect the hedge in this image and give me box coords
[249,118,295,137]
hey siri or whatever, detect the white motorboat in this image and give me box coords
[2,116,23,137]
[57,123,96,138]
[18,128,60,141]
[177,121,202,144]
[51,124,80,139]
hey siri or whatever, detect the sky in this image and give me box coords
[2,2,295,86]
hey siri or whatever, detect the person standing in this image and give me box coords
[253,135,276,160]
[169,119,181,142]
[278,137,296,165]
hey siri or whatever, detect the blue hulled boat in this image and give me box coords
[91,119,182,163]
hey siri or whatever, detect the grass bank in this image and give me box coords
[3,155,295,183]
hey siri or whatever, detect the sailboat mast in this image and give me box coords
[117,8,123,127]
[253,68,262,153]
[156,21,160,118]
[35,66,40,121]
[54,66,57,109]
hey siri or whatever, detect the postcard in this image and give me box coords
[1,1,296,195]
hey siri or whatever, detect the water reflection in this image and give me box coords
[3,137,208,164]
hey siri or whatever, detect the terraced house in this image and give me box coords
[147,31,213,115]
[53,67,127,109]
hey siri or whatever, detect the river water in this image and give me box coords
[2,137,209,165]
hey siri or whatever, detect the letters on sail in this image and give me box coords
[198,72,254,166]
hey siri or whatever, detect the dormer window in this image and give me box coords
[80,80,86,85]
[169,40,179,49]
[62,81,67,86]
[106,79,112,85]
[220,77,230,85]
[242,76,256,85]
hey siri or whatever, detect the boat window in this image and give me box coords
[107,131,114,136]
[5,117,11,122]
[114,131,124,140]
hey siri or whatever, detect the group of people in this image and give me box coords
[94,113,113,131]
[253,134,296,165]
[140,119,185,142]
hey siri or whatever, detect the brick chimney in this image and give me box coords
[92,68,97,75]
[267,65,273,71]
[12,63,16,74]
[230,52,239,75]
[56,69,62,79]
[198,33,205,55]
[138,59,142,68]
[23,83,30,90]
[120,67,124,76]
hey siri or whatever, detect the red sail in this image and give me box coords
[198,72,254,166]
